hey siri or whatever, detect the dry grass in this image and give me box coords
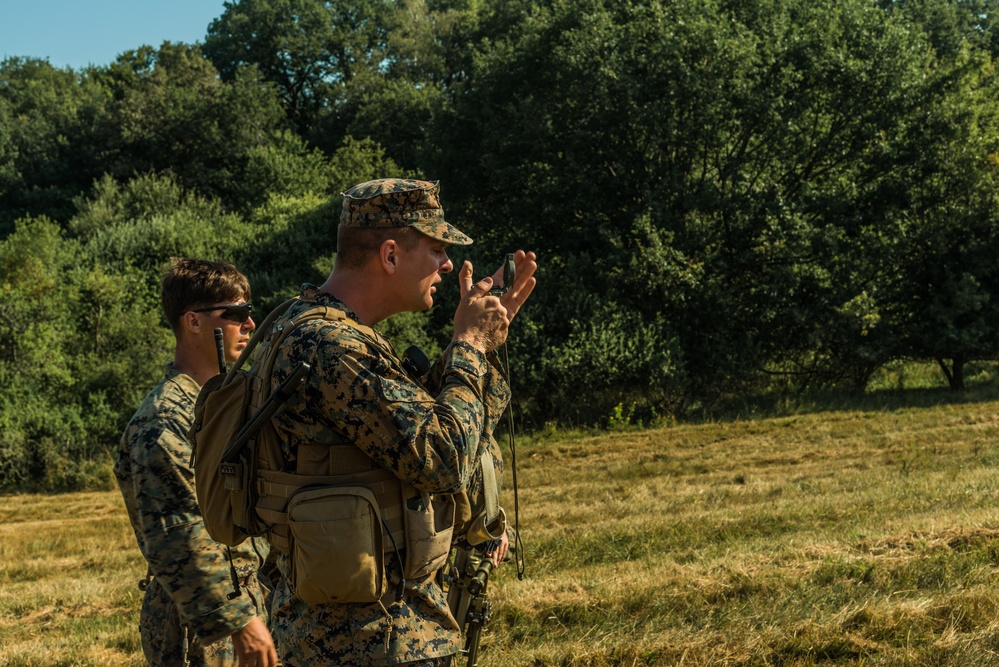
[481,399,999,665]
[0,492,146,666]
[5,397,999,665]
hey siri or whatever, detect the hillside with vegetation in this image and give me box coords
[4,0,999,491]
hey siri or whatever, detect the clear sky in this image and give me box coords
[0,0,229,70]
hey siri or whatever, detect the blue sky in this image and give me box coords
[0,0,229,70]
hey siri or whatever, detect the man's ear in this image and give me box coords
[380,239,400,275]
[180,311,203,334]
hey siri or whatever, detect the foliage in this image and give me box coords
[97,43,289,211]
[428,0,999,409]
[4,0,999,488]
[0,217,154,491]
[204,0,396,144]
[0,58,111,232]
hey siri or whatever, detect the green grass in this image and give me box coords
[0,492,145,666]
[6,389,999,664]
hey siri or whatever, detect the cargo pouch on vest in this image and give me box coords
[402,488,455,581]
[287,486,385,603]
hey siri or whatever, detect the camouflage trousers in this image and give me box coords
[401,658,453,667]
[139,576,264,667]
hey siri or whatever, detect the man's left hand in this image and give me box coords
[232,616,278,667]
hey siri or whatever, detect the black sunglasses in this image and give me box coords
[192,303,253,323]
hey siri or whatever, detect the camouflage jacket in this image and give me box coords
[114,363,267,644]
[425,345,510,533]
[260,286,511,666]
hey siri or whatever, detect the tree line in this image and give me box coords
[2,0,999,491]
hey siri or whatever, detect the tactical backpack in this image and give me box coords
[189,297,333,547]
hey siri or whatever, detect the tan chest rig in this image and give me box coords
[193,296,504,604]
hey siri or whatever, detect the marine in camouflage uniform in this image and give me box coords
[114,258,276,667]
[255,179,536,666]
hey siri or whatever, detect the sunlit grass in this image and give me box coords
[481,395,999,665]
[5,395,999,664]
[0,492,145,667]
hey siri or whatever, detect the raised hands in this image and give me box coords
[452,250,538,354]
[489,250,537,324]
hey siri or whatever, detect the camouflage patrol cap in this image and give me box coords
[340,178,473,246]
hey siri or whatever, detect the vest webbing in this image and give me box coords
[256,466,406,553]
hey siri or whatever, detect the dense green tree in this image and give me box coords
[204,0,394,140]
[74,173,254,272]
[350,0,488,167]
[0,217,147,491]
[0,58,112,233]
[880,0,999,57]
[204,0,488,169]
[874,45,999,389]
[94,42,288,210]
[236,129,336,209]
[429,0,947,417]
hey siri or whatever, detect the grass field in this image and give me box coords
[5,390,999,665]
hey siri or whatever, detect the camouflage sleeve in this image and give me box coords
[314,331,510,494]
[461,347,512,519]
[124,398,256,644]
[421,349,448,392]
[422,345,510,440]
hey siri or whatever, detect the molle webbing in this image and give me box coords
[256,466,405,553]
[257,442,406,554]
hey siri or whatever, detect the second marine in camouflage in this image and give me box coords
[115,258,277,667]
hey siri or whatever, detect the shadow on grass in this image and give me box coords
[696,380,999,426]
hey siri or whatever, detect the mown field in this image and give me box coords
[4,393,999,665]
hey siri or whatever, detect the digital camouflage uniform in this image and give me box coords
[425,353,508,529]
[259,286,511,667]
[114,363,270,667]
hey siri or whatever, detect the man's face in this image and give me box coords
[398,234,454,311]
[195,301,255,362]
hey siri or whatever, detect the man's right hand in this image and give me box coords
[452,261,510,353]
[452,251,538,354]
[232,616,278,667]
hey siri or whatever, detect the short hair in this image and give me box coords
[161,258,251,333]
[335,225,422,271]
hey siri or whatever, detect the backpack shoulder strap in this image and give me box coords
[255,304,350,398]
[254,303,393,397]
[221,296,299,388]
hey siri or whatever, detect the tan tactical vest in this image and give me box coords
[244,302,469,604]
[213,298,503,605]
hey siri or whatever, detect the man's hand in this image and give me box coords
[489,250,538,324]
[452,261,510,354]
[231,616,278,667]
[452,250,538,354]
[486,531,510,567]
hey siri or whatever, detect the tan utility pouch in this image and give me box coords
[287,486,385,603]
[224,445,256,534]
[402,489,455,581]
[465,506,507,546]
